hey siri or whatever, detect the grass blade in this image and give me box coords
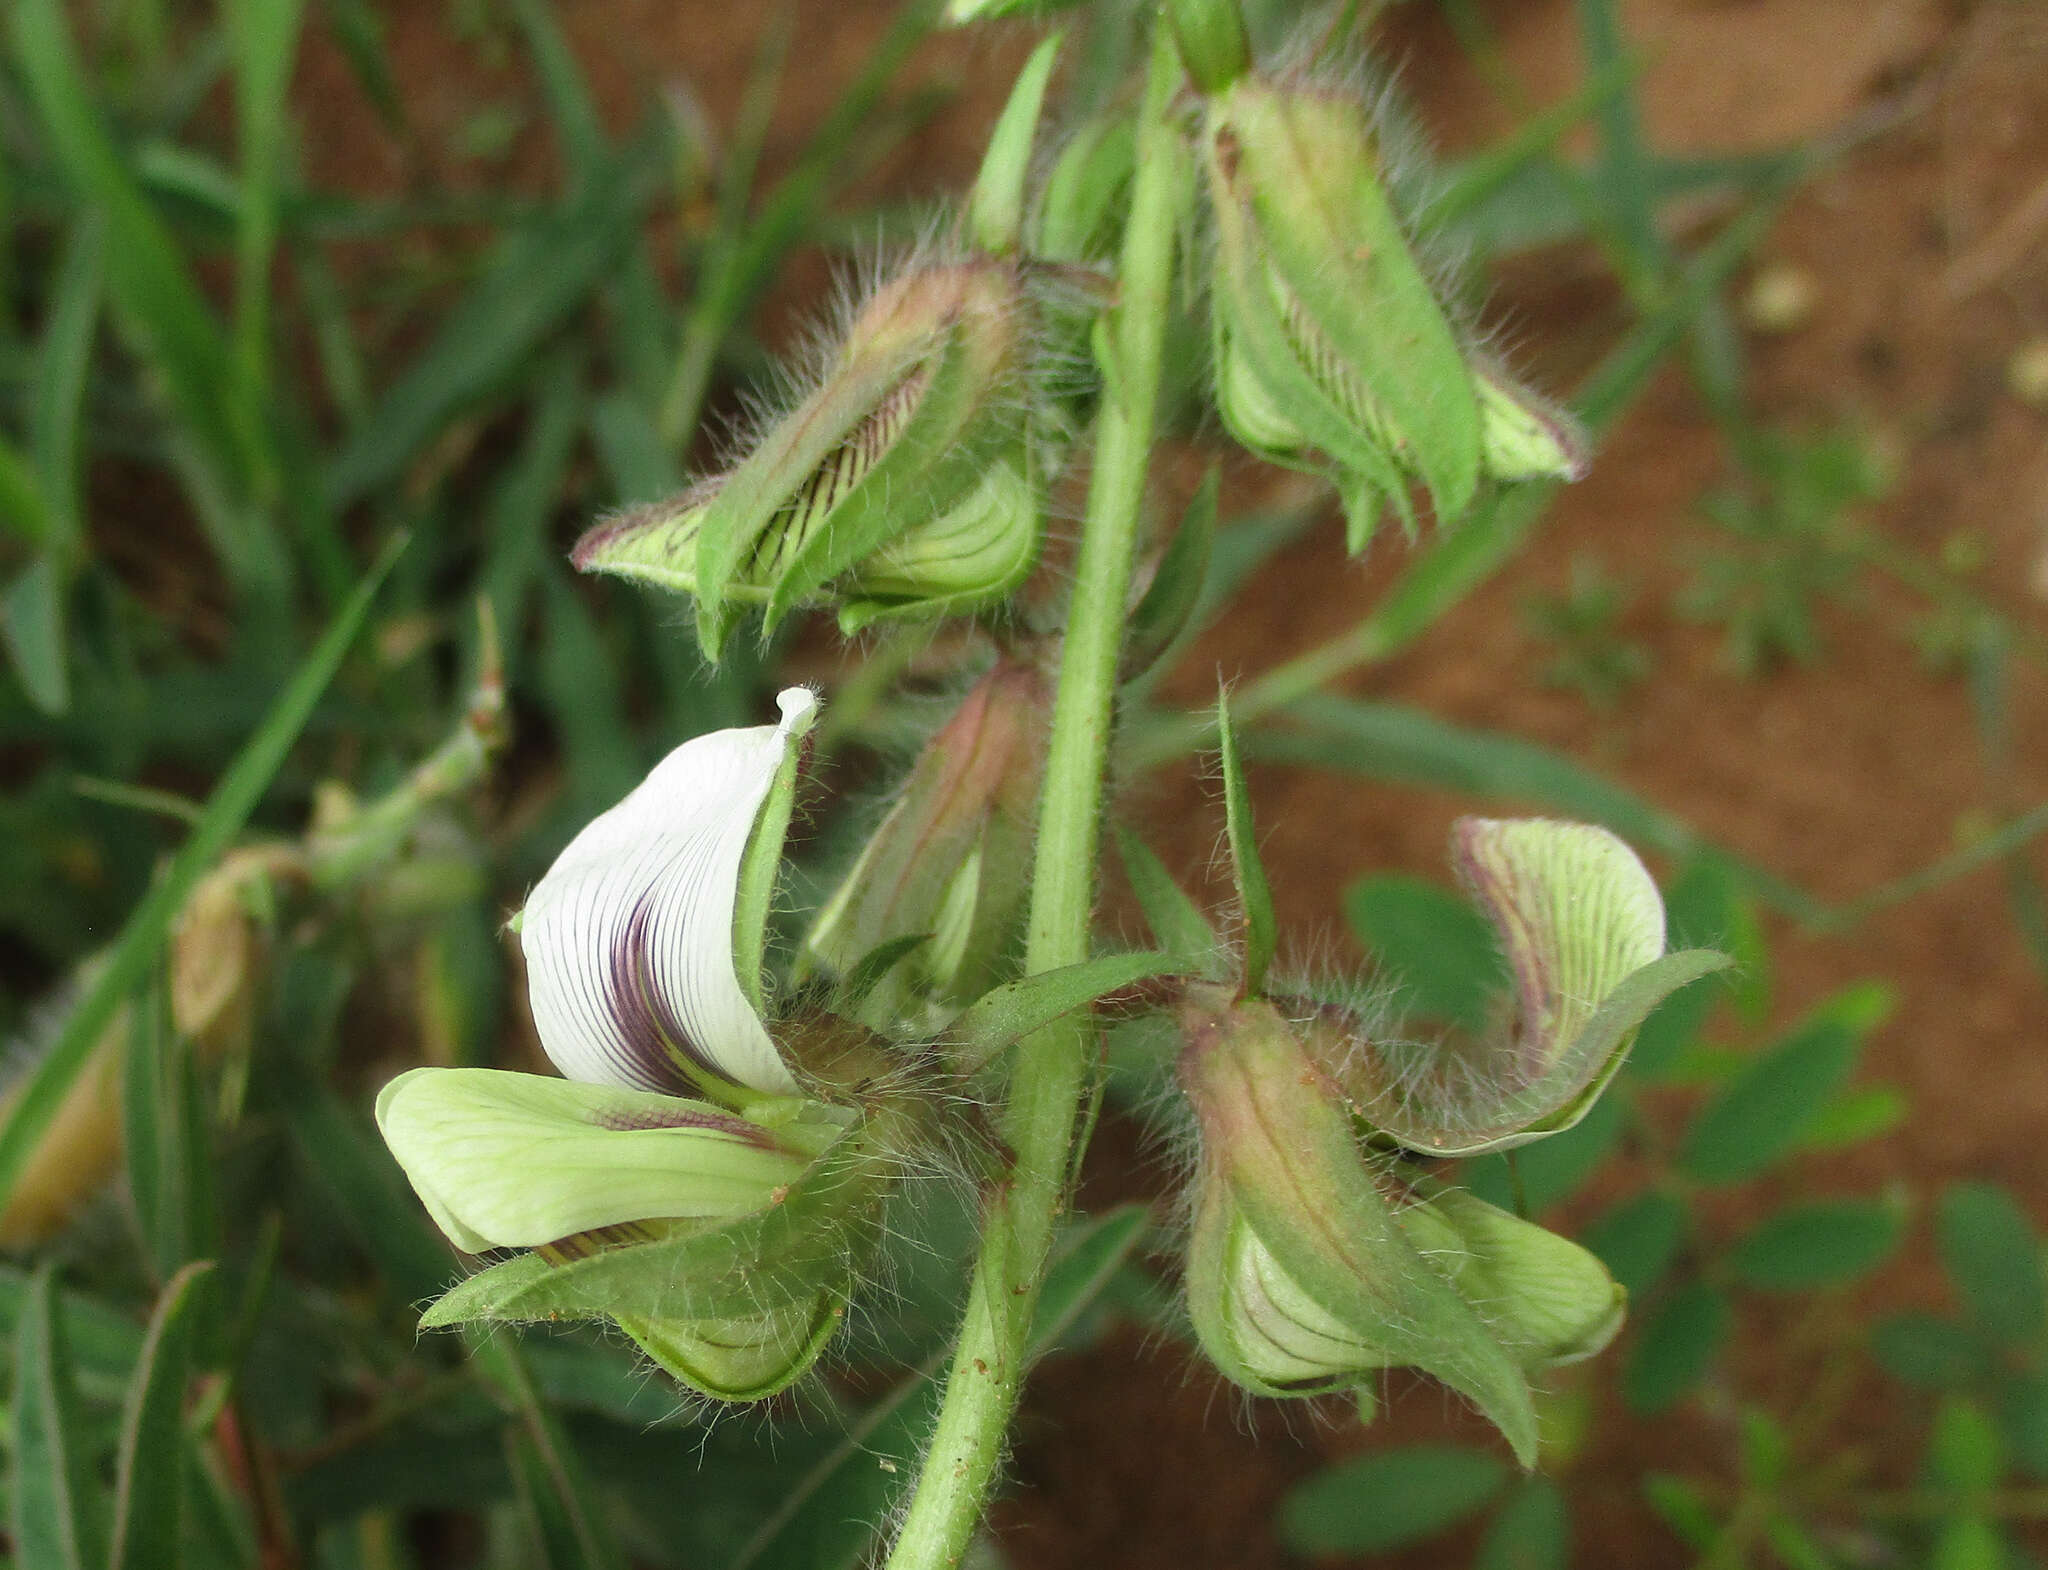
[108,1261,218,1570]
[0,535,407,1218]
[33,213,102,563]
[226,0,308,409]
[11,1267,109,1570]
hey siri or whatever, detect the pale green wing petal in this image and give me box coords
[375,1067,828,1252]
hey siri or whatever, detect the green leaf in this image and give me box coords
[1475,1477,1569,1570]
[1869,1313,1985,1391]
[1277,1444,1508,1556]
[1998,1371,2048,1479]
[0,536,405,1219]
[1113,826,1218,972]
[122,979,218,1280]
[1796,1085,1908,1151]
[1623,1282,1729,1414]
[10,1267,109,1570]
[1343,873,1503,1031]
[1676,992,1884,1185]
[1215,688,1274,994]
[1727,1199,1903,1292]
[2,560,69,715]
[33,214,103,559]
[1938,1182,2047,1347]
[727,1207,1152,1570]
[1585,1190,1688,1298]
[945,951,1179,1070]
[1929,1516,2007,1570]
[1928,1397,2003,1495]
[109,1261,217,1570]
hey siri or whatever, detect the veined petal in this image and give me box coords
[520,688,818,1096]
[376,1067,840,1253]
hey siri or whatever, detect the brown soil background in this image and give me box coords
[300,1,2048,1564]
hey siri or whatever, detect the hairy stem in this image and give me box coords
[883,25,1183,1570]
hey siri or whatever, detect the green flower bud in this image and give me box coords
[574,259,1042,655]
[1203,78,1585,550]
[805,661,1050,1031]
[1177,987,1563,1463]
[614,1295,843,1403]
[1316,818,1730,1155]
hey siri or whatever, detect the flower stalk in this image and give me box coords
[883,23,1185,1570]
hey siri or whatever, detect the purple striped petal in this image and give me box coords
[521,688,817,1096]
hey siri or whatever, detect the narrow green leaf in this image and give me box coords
[2,560,69,714]
[0,536,405,1218]
[945,951,1177,1070]
[479,1339,625,1570]
[1112,826,1217,971]
[1278,1444,1507,1556]
[1998,1371,2048,1478]
[1623,1282,1729,1414]
[121,977,218,1278]
[968,30,1061,253]
[1938,1183,2047,1347]
[1215,688,1274,994]
[33,214,103,560]
[226,0,308,406]
[507,0,608,186]
[11,1267,109,1570]
[1727,1198,1903,1292]
[108,1261,217,1570]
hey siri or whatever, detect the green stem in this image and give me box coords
[883,26,1183,1570]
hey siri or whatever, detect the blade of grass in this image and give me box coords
[2,558,70,714]
[11,1266,110,1570]
[507,0,607,190]
[33,213,102,564]
[0,534,406,1217]
[226,0,307,416]
[108,1261,218,1570]
[8,0,285,592]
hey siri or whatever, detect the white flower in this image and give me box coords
[378,688,832,1255]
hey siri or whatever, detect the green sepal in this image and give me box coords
[1121,465,1217,686]
[969,32,1063,255]
[1215,688,1275,996]
[1034,112,1137,264]
[616,1291,842,1403]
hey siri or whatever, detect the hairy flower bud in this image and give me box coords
[805,661,1050,1030]
[1176,987,1622,1464]
[575,260,1041,654]
[1203,77,1582,551]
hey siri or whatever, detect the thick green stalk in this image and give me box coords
[884,26,1182,1570]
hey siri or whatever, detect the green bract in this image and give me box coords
[1203,77,1583,551]
[573,260,1041,655]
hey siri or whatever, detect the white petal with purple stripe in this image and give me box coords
[520,688,817,1097]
